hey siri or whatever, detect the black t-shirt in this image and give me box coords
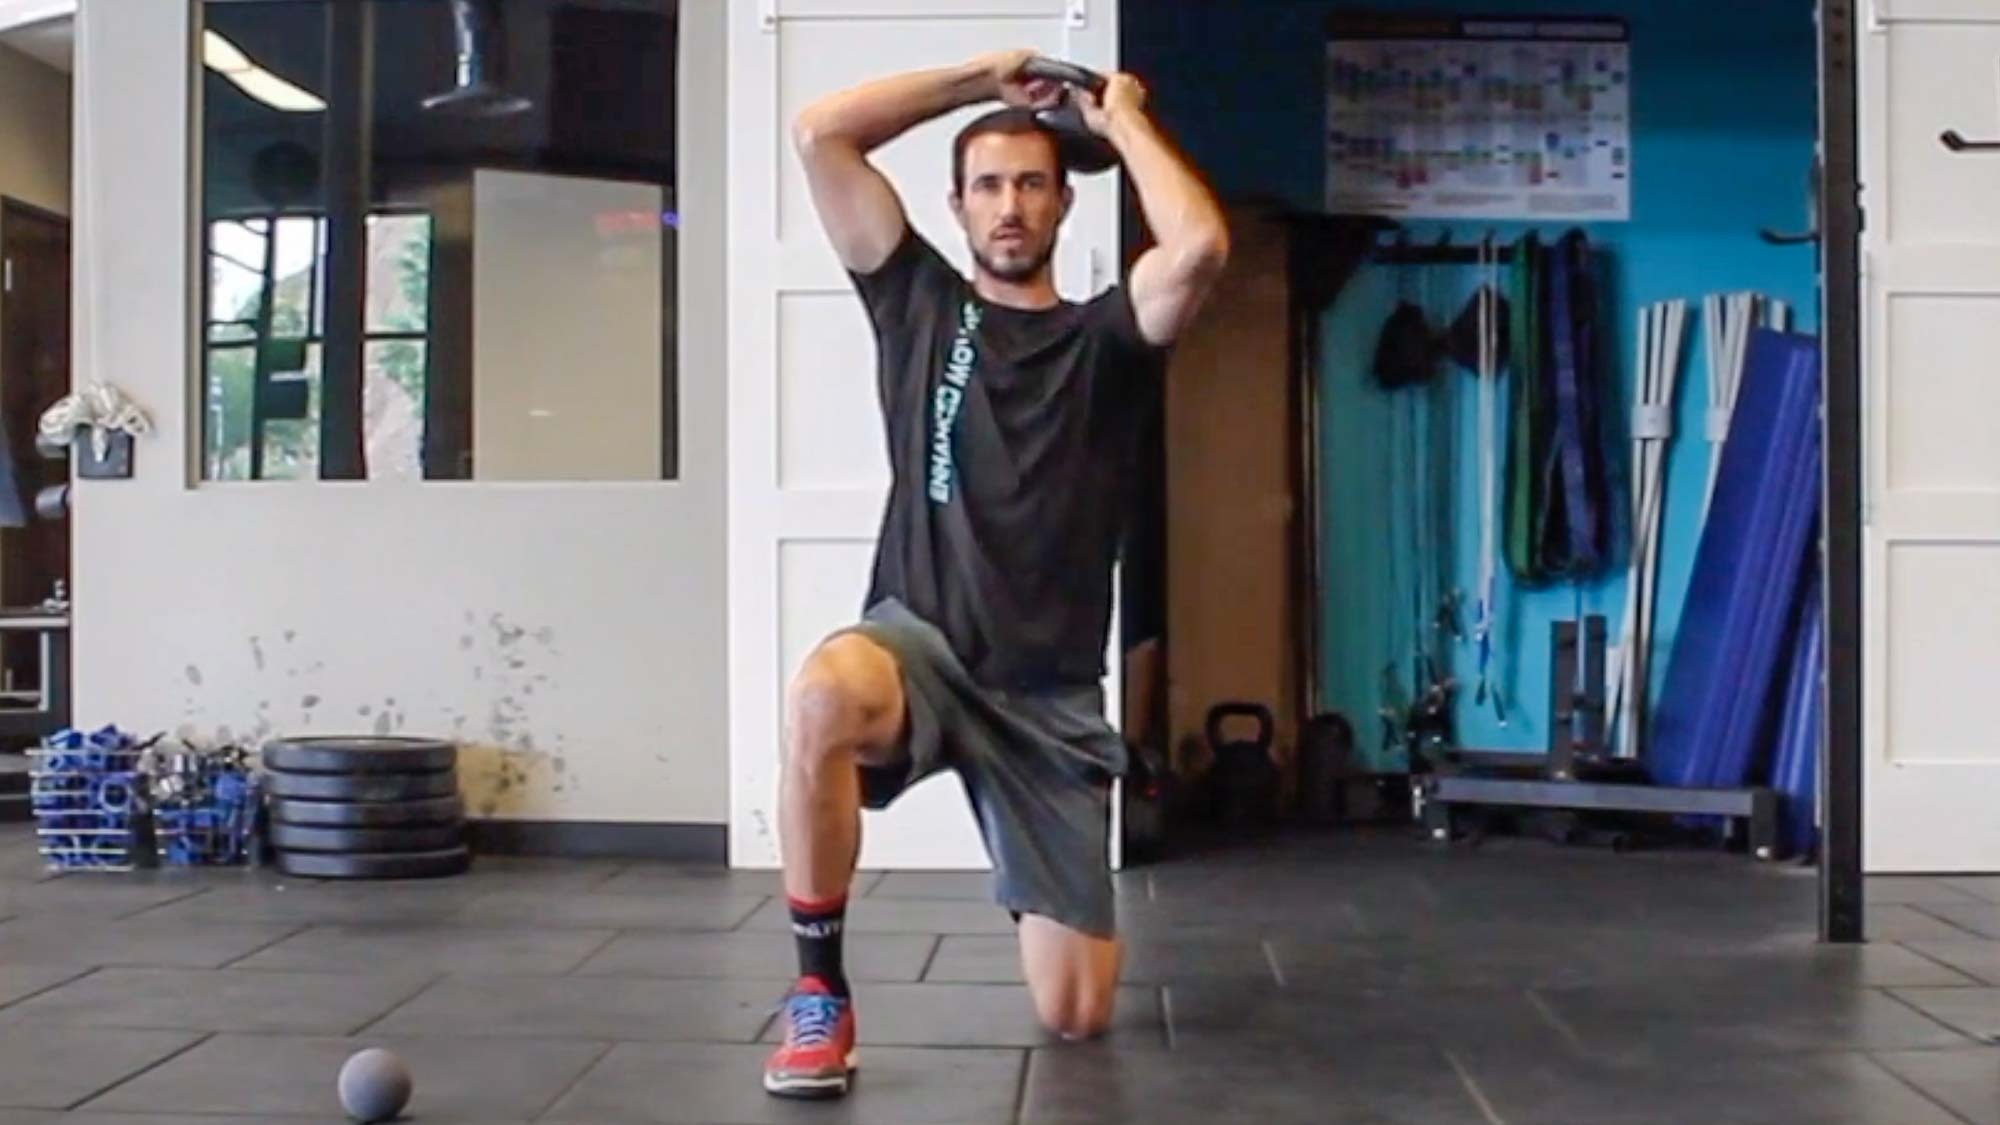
[850,229,1167,690]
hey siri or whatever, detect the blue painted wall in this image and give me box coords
[1128,0,1820,768]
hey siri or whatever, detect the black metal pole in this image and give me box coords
[320,0,374,480]
[1817,0,1865,944]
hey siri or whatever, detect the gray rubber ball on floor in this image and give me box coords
[338,1047,413,1123]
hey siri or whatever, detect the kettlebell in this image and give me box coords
[1296,712,1355,827]
[1118,740,1173,864]
[1020,57,1120,174]
[1205,701,1279,830]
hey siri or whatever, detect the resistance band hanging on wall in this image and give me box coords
[1365,236,1475,764]
[1505,231,1614,586]
[1357,227,1619,762]
[1464,236,1509,722]
[1370,242,1433,756]
[1504,234,1541,582]
[1541,231,1613,578]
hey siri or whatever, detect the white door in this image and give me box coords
[726,0,1121,869]
[1860,0,2000,871]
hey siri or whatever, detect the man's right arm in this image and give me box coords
[792,51,1043,274]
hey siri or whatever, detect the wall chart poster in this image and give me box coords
[1325,14,1631,221]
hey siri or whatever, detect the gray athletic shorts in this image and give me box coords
[841,597,1125,939]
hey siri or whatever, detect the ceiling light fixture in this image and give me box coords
[204,28,325,113]
[423,0,532,118]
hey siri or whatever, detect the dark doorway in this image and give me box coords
[0,199,72,708]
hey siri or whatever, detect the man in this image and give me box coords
[767,49,1228,1099]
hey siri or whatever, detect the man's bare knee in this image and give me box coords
[1031,982,1115,1041]
[1030,984,1072,1038]
[1071,993,1115,1040]
[786,633,903,769]
[1020,916,1121,1041]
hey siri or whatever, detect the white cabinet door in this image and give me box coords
[1861,1,2000,871]
[726,0,1120,869]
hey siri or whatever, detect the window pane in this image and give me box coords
[197,0,679,482]
[270,216,320,338]
[208,232,265,332]
[211,219,268,266]
[261,344,323,482]
[367,215,432,334]
[365,339,426,480]
[203,345,257,480]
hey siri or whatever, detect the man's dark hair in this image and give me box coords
[951,108,1068,195]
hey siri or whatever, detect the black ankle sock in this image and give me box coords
[789,893,849,997]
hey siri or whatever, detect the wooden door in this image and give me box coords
[0,200,71,695]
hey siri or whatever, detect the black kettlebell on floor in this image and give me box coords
[1021,57,1120,174]
[1205,702,1279,830]
[1296,711,1355,827]
[1118,740,1173,864]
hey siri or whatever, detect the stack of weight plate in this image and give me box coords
[261,736,469,879]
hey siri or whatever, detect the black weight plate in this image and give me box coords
[262,737,457,775]
[263,768,458,801]
[270,795,464,828]
[268,821,465,854]
[275,845,470,880]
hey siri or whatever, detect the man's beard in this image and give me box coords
[971,237,1053,284]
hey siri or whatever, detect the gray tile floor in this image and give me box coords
[1,823,1997,1124]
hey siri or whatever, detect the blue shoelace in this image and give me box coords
[785,991,845,1047]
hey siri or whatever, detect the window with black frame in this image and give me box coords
[200,0,680,482]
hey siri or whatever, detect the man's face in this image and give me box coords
[952,131,1071,285]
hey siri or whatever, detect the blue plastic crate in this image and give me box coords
[150,752,260,867]
[28,726,149,872]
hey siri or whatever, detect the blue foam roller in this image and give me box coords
[1647,329,1823,791]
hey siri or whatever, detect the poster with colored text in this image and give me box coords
[1326,15,1631,221]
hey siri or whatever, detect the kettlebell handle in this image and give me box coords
[1205,702,1276,752]
[1021,57,1106,94]
[1019,56,1119,175]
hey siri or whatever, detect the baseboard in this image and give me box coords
[466,819,726,863]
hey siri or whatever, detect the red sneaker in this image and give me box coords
[762,977,857,1099]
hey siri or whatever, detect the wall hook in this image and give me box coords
[1760,159,1820,245]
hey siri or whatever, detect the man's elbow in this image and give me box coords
[790,109,827,156]
[1181,222,1231,285]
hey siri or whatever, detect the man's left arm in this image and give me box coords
[1084,75,1230,348]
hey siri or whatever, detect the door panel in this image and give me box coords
[778,291,887,491]
[1883,542,2000,767]
[1881,292,2000,492]
[727,1,1118,869]
[1861,9,2000,871]
[1881,22,2000,244]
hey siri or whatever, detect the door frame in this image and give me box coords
[1817,0,1863,944]
[0,194,75,740]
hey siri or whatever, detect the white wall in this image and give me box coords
[71,1,729,827]
[471,169,665,482]
[0,42,66,214]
